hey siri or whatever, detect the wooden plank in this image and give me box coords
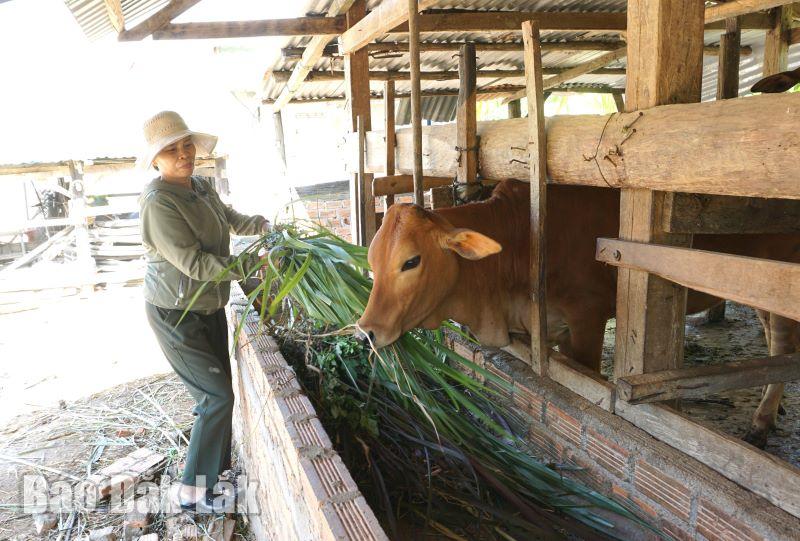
[612,93,625,112]
[360,116,377,244]
[617,353,800,404]
[285,41,751,57]
[270,67,624,83]
[663,192,800,234]
[384,80,396,210]
[117,0,202,41]
[507,99,522,119]
[522,21,549,378]
[613,0,703,380]
[151,18,346,40]
[271,0,356,112]
[102,0,125,33]
[717,18,741,100]
[456,43,478,187]
[344,1,372,246]
[597,238,800,322]
[0,227,74,276]
[615,399,800,520]
[705,0,797,23]
[372,175,452,197]
[273,112,287,176]
[263,84,626,105]
[507,46,627,102]
[408,0,424,205]
[339,0,438,54]
[763,6,792,76]
[549,352,615,412]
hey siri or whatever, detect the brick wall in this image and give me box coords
[445,332,800,541]
[227,286,388,541]
[300,192,434,243]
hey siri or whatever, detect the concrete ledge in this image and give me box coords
[226,285,388,541]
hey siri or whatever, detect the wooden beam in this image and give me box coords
[613,0,703,380]
[612,93,625,112]
[407,10,768,32]
[359,117,377,244]
[270,67,624,83]
[597,238,800,322]
[549,352,615,411]
[339,0,438,55]
[717,17,741,100]
[102,0,125,33]
[507,46,627,102]
[507,99,522,119]
[617,352,800,404]
[372,175,452,196]
[615,400,800,520]
[663,193,800,234]
[705,0,797,23]
[284,41,751,57]
[354,93,800,198]
[151,17,347,40]
[272,112,287,176]
[522,21,549,378]
[408,0,424,205]
[456,43,477,187]
[272,1,357,112]
[118,0,202,41]
[0,227,74,276]
[764,6,792,76]
[384,80,397,209]
[344,1,372,246]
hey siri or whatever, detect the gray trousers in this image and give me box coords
[145,301,233,489]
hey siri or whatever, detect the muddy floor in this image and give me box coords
[600,302,800,466]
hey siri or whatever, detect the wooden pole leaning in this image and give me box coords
[408,0,424,205]
[456,43,478,201]
[522,21,549,377]
[384,80,397,211]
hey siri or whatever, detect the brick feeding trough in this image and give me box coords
[226,281,799,540]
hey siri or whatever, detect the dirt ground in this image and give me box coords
[600,302,800,466]
[0,286,253,540]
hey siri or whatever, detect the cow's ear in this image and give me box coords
[443,229,502,260]
[751,72,799,93]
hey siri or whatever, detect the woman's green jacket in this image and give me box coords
[138,175,266,314]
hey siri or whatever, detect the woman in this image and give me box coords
[136,111,268,513]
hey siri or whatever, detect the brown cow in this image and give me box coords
[751,67,800,94]
[357,180,800,447]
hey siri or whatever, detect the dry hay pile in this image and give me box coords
[0,373,250,541]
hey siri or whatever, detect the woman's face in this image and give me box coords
[152,136,196,181]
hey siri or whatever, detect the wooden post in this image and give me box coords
[408,0,424,205]
[272,111,288,177]
[717,17,741,100]
[456,42,479,201]
[614,0,704,380]
[214,157,229,199]
[384,80,396,211]
[507,99,522,119]
[359,116,377,244]
[763,6,791,77]
[612,93,625,112]
[522,22,549,377]
[343,0,372,245]
[68,161,95,296]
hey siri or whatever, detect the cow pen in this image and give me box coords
[82,0,800,538]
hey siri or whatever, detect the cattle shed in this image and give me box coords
[64,0,800,539]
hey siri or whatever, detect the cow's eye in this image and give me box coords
[401,255,421,272]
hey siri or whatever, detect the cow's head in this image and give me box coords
[357,203,501,347]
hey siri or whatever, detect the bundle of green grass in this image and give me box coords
[195,223,662,540]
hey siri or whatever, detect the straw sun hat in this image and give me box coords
[137,111,217,171]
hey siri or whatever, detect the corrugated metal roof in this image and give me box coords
[63,0,171,41]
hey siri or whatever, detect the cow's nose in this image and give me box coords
[355,327,376,345]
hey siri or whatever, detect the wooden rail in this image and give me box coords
[596,238,800,322]
[617,353,800,404]
[372,174,452,197]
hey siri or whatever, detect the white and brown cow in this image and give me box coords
[357,180,800,447]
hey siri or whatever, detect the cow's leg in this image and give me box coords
[563,313,607,372]
[744,313,795,448]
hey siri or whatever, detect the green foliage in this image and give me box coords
[208,222,664,540]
